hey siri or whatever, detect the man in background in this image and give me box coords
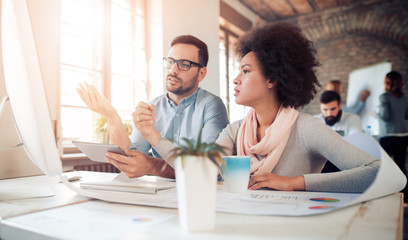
[316,90,363,137]
[325,80,370,115]
[315,90,363,172]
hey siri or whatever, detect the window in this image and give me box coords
[219,26,249,123]
[60,0,148,144]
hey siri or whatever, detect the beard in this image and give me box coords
[166,71,199,96]
[324,110,342,126]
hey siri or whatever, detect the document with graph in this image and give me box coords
[62,133,406,216]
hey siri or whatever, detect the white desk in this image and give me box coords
[0,171,404,240]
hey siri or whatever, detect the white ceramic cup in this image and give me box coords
[221,156,251,193]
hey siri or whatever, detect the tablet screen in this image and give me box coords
[72,141,127,163]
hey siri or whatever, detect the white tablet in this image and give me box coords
[72,140,127,163]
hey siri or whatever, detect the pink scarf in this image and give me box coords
[237,106,299,175]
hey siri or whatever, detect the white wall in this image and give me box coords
[347,62,392,135]
[160,0,221,96]
[146,0,164,99]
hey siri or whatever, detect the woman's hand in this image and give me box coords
[248,173,305,191]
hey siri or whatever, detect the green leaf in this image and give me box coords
[182,138,194,152]
[194,124,204,150]
[161,125,226,171]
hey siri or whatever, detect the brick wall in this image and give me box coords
[304,35,408,114]
[289,0,408,114]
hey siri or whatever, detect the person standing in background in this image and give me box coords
[377,71,408,201]
[325,80,370,115]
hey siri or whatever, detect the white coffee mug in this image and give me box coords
[221,156,251,193]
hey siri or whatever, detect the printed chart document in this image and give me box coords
[62,133,406,216]
[1,201,176,240]
[215,187,361,216]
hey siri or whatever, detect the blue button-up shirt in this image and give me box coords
[129,87,229,158]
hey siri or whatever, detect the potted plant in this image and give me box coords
[167,126,224,232]
[94,113,132,144]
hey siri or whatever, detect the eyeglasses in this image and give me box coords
[163,57,203,71]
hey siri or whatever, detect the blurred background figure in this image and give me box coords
[325,80,370,115]
[376,71,408,201]
[316,91,363,137]
[315,90,362,173]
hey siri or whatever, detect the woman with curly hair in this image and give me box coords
[214,22,380,193]
[138,22,381,193]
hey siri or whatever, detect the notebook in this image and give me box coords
[80,173,176,194]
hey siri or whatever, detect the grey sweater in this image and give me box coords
[377,92,408,137]
[154,113,380,193]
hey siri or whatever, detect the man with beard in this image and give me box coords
[325,80,370,115]
[77,35,229,178]
[314,91,362,173]
[315,90,362,137]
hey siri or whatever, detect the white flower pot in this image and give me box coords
[175,156,218,232]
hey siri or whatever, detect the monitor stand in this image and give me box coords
[0,95,53,200]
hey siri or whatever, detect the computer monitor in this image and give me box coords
[0,0,62,178]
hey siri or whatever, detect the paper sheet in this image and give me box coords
[5,200,175,240]
[215,187,361,216]
[112,172,176,184]
[61,133,406,216]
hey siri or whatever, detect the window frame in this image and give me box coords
[59,0,149,154]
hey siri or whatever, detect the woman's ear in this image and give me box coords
[267,79,277,89]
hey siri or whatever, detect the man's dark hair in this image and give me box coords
[320,90,341,104]
[235,22,321,108]
[171,35,209,67]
